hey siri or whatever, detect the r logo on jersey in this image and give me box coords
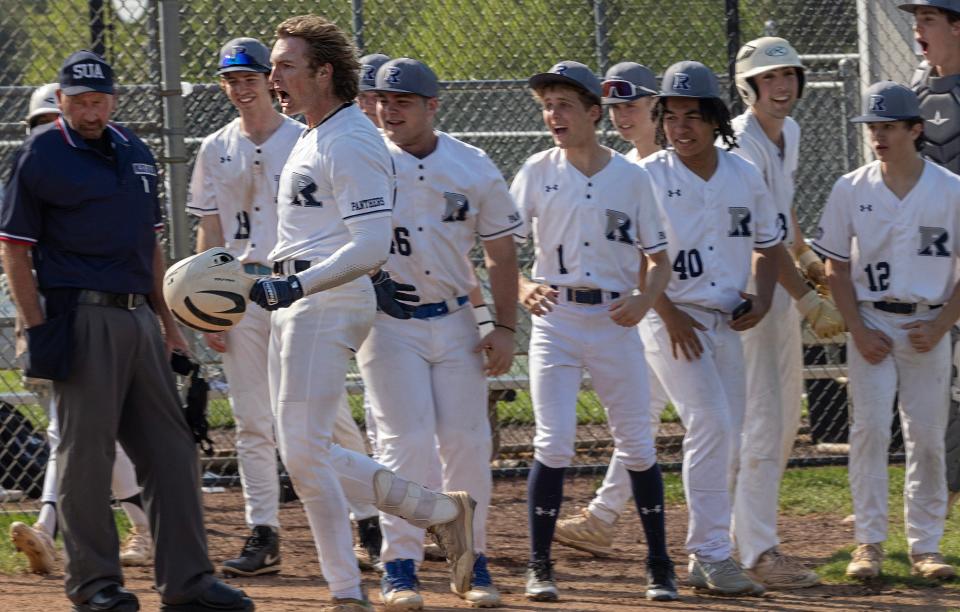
[919,226,951,257]
[605,209,633,244]
[727,206,752,237]
[442,192,469,222]
[869,94,886,113]
[672,73,691,91]
[289,172,323,207]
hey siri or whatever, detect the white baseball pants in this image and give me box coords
[357,306,489,562]
[269,278,376,595]
[734,283,803,567]
[848,305,949,554]
[529,301,657,473]
[640,305,746,562]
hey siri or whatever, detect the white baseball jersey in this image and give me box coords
[269,103,394,263]
[812,160,960,304]
[640,148,781,312]
[511,148,667,293]
[728,110,799,247]
[187,116,304,264]
[383,132,521,303]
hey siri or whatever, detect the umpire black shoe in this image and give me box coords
[73,584,139,612]
[221,525,280,577]
[159,581,254,611]
[355,516,382,572]
[645,557,679,601]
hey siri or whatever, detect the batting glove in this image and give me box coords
[796,290,846,339]
[249,275,304,311]
[371,270,419,319]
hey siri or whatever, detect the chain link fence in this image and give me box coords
[0,1,924,509]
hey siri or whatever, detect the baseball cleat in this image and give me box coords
[845,543,883,580]
[221,525,281,577]
[10,521,56,575]
[381,559,423,611]
[553,508,615,557]
[159,580,254,611]
[72,584,139,612]
[689,556,765,596]
[422,541,445,562]
[426,491,475,594]
[354,516,382,573]
[120,527,153,567]
[748,547,819,590]
[451,553,501,608]
[910,552,955,580]
[525,558,559,602]
[645,557,678,601]
[323,598,374,611]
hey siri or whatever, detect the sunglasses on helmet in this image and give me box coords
[602,79,657,100]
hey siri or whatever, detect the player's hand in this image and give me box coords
[903,319,949,353]
[851,325,893,364]
[164,322,190,357]
[371,270,419,319]
[796,291,846,339]
[661,305,707,361]
[474,326,515,376]
[608,292,654,327]
[729,291,768,332]
[520,281,558,316]
[249,275,305,311]
[203,332,227,353]
[804,260,828,289]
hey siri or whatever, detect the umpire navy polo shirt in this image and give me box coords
[0,117,163,294]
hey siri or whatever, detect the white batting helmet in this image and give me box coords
[163,249,254,333]
[27,83,60,129]
[735,37,805,106]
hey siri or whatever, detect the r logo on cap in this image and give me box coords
[672,73,691,91]
[73,63,105,79]
[554,64,568,75]
[869,94,886,113]
[386,66,402,84]
[362,64,377,81]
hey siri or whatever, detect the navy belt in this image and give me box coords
[412,295,469,319]
[77,290,147,310]
[551,285,620,305]
[272,260,311,275]
[243,263,273,276]
[871,301,942,315]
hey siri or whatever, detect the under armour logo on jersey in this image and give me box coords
[605,209,633,244]
[728,206,752,237]
[868,94,886,113]
[289,172,323,207]
[385,66,402,84]
[441,192,469,222]
[545,184,559,192]
[859,204,873,212]
[672,73,691,91]
[668,189,681,197]
[639,505,662,515]
[534,506,557,517]
[919,226,951,257]
[219,155,232,164]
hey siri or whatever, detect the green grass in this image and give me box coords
[0,510,131,574]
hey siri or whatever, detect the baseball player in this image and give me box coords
[512,60,677,603]
[356,57,519,610]
[247,16,474,609]
[358,53,391,126]
[898,0,960,512]
[9,83,153,575]
[639,60,782,596]
[813,81,960,581]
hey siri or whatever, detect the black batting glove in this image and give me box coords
[371,270,419,319]
[249,275,305,311]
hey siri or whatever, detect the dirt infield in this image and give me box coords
[2,474,960,611]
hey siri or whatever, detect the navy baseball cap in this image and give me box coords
[374,58,439,98]
[529,61,602,100]
[217,38,271,75]
[59,50,114,96]
[660,61,721,99]
[851,81,922,123]
[359,53,391,91]
[602,62,658,104]
[899,0,960,14]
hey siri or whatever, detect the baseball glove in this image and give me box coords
[796,290,846,339]
[171,350,214,456]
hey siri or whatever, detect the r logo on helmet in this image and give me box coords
[672,73,691,91]
[765,45,788,57]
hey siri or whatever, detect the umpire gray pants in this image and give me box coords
[55,303,214,605]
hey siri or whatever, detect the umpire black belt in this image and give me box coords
[869,301,942,315]
[272,260,311,275]
[551,285,621,305]
[77,290,147,310]
[413,295,469,319]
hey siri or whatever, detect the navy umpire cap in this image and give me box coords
[217,37,271,75]
[374,58,439,98]
[359,53,391,91]
[851,81,922,123]
[898,0,960,14]
[529,61,602,99]
[59,50,114,96]
[660,61,721,99]
[602,62,658,104]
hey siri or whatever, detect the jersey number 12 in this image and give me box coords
[864,261,890,292]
